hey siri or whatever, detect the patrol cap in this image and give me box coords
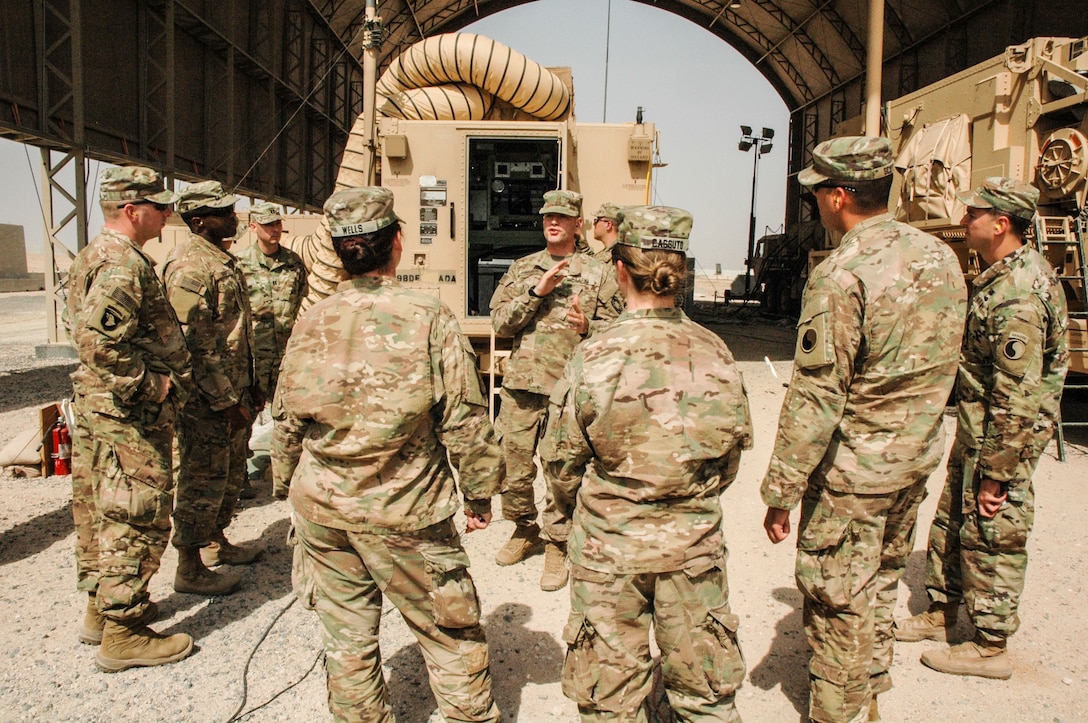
[98,166,178,204]
[539,189,582,217]
[616,205,691,253]
[177,180,238,215]
[249,201,283,224]
[798,136,895,187]
[957,177,1039,221]
[324,187,404,238]
[594,202,622,222]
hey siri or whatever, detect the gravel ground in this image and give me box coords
[2,291,1088,722]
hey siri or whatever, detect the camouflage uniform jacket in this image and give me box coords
[163,232,253,412]
[956,244,1068,499]
[540,308,753,574]
[762,214,967,510]
[590,245,613,265]
[273,276,503,533]
[66,228,192,417]
[236,242,308,394]
[490,249,623,396]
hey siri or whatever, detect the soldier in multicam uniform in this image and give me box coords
[237,201,308,406]
[65,166,194,671]
[588,202,623,264]
[541,206,752,721]
[272,187,503,723]
[760,137,967,723]
[489,189,624,592]
[236,201,307,497]
[164,181,261,596]
[896,178,1068,679]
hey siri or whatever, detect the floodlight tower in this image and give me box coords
[738,126,774,299]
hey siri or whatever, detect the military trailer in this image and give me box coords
[370,113,656,342]
[886,35,1088,375]
[276,33,661,374]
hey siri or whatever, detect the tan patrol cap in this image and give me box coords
[798,136,895,187]
[539,189,583,217]
[324,187,404,238]
[177,181,238,215]
[99,166,178,204]
[594,202,622,222]
[957,177,1039,221]
[249,201,283,224]
[616,206,691,253]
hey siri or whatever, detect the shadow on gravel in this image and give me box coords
[485,601,563,721]
[0,499,73,567]
[381,600,563,722]
[748,586,808,718]
[154,516,294,639]
[0,364,75,413]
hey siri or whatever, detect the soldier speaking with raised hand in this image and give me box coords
[488,189,624,592]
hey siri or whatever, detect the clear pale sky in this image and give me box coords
[0,0,789,274]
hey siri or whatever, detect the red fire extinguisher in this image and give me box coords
[52,420,72,476]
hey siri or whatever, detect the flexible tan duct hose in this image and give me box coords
[304,34,570,309]
[376,33,571,122]
[281,216,349,312]
[379,84,493,121]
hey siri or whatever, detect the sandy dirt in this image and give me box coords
[1,291,1086,722]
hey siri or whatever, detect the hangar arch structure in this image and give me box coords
[1,0,1086,339]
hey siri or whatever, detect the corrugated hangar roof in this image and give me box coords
[316,0,1088,112]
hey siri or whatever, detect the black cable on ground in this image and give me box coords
[225,596,324,723]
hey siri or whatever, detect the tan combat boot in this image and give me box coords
[539,541,569,592]
[920,635,1011,680]
[80,594,159,645]
[175,546,242,595]
[894,601,959,642]
[200,530,262,567]
[495,522,541,566]
[95,619,193,673]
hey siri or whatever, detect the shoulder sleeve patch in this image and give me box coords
[994,318,1041,379]
[795,295,834,369]
[169,288,203,325]
[88,297,132,340]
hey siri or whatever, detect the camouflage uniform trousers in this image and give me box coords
[562,559,744,722]
[172,400,250,548]
[494,386,568,541]
[290,513,500,723]
[70,395,175,621]
[796,475,928,723]
[923,440,1034,643]
[252,356,283,410]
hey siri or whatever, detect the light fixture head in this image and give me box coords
[761,142,773,155]
[740,125,753,137]
[738,139,754,152]
[762,127,775,139]
[729,0,742,8]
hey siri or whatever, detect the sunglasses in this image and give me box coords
[128,201,171,212]
[812,182,858,194]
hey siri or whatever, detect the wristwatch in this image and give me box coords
[527,287,541,298]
